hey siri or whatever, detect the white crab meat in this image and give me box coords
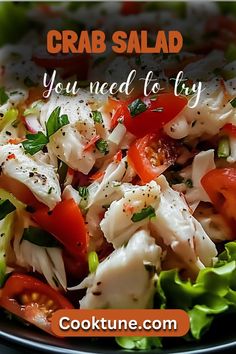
[0,144,61,209]
[41,91,110,174]
[73,229,161,309]
[164,78,235,139]
[182,149,216,211]
[100,181,160,249]
[151,176,217,269]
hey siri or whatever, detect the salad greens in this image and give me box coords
[22,226,61,248]
[23,106,69,155]
[156,242,236,341]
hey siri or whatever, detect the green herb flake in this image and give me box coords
[185,178,193,188]
[131,205,156,223]
[22,132,48,155]
[46,106,69,138]
[22,226,60,248]
[48,187,53,195]
[128,98,147,117]
[92,110,103,124]
[230,97,236,108]
[0,199,16,221]
[57,160,68,185]
[78,186,89,200]
[0,87,9,105]
[95,138,109,155]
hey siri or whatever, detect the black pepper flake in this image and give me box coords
[92,291,102,296]
[29,172,34,178]
[5,131,11,136]
[25,205,36,213]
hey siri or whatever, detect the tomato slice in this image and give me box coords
[0,273,73,334]
[201,168,236,237]
[32,199,88,259]
[0,175,40,207]
[128,133,178,183]
[112,93,187,138]
[221,123,236,138]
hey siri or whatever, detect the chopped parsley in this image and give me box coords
[57,160,68,185]
[22,226,60,248]
[46,106,69,138]
[185,178,193,188]
[0,87,9,105]
[0,199,16,220]
[92,110,103,124]
[131,205,156,222]
[23,106,69,155]
[230,97,236,108]
[78,186,89,200]
[95,138,109,155]
[22,132,48,155]
[128,98,147,117]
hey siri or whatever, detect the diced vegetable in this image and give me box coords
[88,251,99,273]
[217,137,230,158]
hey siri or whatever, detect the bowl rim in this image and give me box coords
[0,330,236,354]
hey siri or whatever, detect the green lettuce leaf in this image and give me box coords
[115,337,162,350]
[155,242,236,341]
